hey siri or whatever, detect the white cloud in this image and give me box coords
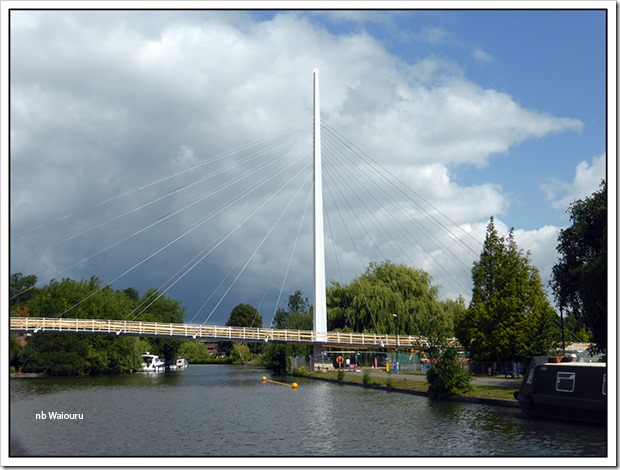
[472,47,495,64]
[417,26,450,45]
[9,11,586,321]
[542,153,606,210]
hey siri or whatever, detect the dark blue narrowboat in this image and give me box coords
[514,356,606,425]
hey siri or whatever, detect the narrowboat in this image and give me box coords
[514,356,606,425]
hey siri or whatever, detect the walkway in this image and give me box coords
[10,316,458,349]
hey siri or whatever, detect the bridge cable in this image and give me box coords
[322,122,481,257]
[13,124,311,265]
[11,119,311,240]
[53,151,310,319]
[127,158,313,322]
[269,180,314,329]
[322,137,469,295]
[202,171,314,325]
[15,136,307,307]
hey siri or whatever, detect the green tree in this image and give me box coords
[456,218,559,362]
[263,291,312,373]
[426,348,472,400]
[219,303,263,357]
[550,180,607,351]
[13,276,185,374]
[225,303,263,328]
[10,273,38,308]
[136,288,186,364]
[326,261,453,345]
[178,340,214,363]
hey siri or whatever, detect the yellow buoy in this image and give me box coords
[262,376,267,382]
[292,382,298,389]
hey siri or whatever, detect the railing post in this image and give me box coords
[155,322,158,336]
[170,323,173,336]
[185,324,188,337]
[140,322,142,335]
[92,319,95,333]
[108,319,111,333]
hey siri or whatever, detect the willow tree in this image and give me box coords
[326,261,453,345]
[455,218,558,362]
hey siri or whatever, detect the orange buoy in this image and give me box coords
[262,376,267,382]
[292,382,298,389]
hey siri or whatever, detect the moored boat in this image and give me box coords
[138,352,165,373]
[176,357,188,369]
[514,356,606,424]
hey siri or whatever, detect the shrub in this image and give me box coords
[426,348,472,400]
[337,369,346,382]
[362,370,372,385]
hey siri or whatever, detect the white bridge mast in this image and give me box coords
[313,69,327,347]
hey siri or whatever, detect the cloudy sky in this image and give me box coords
[6,6,610,327]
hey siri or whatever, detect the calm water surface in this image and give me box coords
[10,365,607,458]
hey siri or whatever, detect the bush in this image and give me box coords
[292,367,308,377]
[337,369,346,382]
[362,370,372,385]
[426,348,472,400]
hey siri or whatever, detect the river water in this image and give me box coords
[9,365,608,460]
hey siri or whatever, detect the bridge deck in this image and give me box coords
[9,317,450,348]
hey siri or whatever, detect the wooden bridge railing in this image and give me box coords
[10,317,457,348]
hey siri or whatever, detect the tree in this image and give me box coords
[220,303,263,357]
[550,180,607,351]
[426,347,472,400]
[326,261,453,345]
[225,303,263,328]
[263,291,312,373]
[178,340,215,363]
[12,276,185,374]
[456,218,559,362]
[10,273,38,308]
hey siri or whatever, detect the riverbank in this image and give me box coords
[301,368,521,408]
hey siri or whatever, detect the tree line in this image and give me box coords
[10,180,606,374]
[9,276,185,375]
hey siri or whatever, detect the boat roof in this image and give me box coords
[544,362,606,367]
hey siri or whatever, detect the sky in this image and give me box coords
[4,4,612,327]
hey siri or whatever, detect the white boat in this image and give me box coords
[176,357,189,369]
[139,352,165,373]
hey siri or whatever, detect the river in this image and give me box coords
[9,364,608,460]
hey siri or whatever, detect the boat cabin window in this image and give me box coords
[556,371,575,392]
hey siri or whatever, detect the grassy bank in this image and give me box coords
[300,369,519,405]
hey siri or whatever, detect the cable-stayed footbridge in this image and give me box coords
[9,316,454,349]
[10,70,478,353]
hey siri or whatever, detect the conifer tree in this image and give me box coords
[455,218,558,361]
